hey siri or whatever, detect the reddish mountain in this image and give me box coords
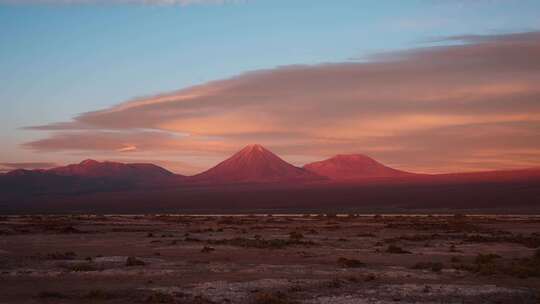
[48,159,174,180]
[0,159,179,196]
[190,144,322,183]
[303,154,413,180]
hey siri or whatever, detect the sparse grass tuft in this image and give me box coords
[337,257,365,268]
[46,251,76,260]
[126,256,146,267]
[412,261,443,272]
[201,246,215,253]
[455,251,540,278]
[288,231,304,240]
[386,245,411,254]
[207,237,315,249]
[252,291,297,304]
[67,262,99,272]
[38,291,66,299]
[84,289,113,300]
[146,291,175,303]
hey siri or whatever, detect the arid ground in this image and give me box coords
[1,214,540,303]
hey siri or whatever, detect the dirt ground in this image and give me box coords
[1,214,539,303]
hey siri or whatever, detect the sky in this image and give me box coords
[1,0,540,174]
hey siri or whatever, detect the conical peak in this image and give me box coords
[232,144,282,164]
[192,144,320,183]
[79,159,100,166]
[240,144,266,153]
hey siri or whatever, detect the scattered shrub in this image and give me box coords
[126,256,146,266]
[84,289,113,300]
[146,291,175,303]
[386,245,411,254]
[46,251,76,260]
[253,291,297,304]
[475,253,501,265]
[455,251,540,278]
[325,278,343,289]
[68,262,99,272]
[38,291,66,299]
[289,231,304,240]
[337,257,365,268]
[364,274,376,281]
[412,262,443,272]
[201,246,215,253]
[450,256,461,263]
[207,237,315,249]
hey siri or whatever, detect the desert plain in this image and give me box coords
[1,213,539,304]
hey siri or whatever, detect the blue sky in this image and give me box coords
[1,0,540,173]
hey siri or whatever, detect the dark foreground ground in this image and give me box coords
[1,214,540,303]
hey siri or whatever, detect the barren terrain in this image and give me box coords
[1,214,539,303]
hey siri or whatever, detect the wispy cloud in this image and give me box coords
[24,31,540,173]
[0,162,57,170]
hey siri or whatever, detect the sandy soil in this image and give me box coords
[1,214,539,303]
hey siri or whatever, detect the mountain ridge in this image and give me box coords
[303,154,413,180]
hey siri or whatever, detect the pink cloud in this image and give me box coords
[24,31,540,173]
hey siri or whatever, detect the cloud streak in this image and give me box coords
[0,162,57,170]
[24,31,540,173]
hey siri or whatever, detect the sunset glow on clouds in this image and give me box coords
[22,32,540,174]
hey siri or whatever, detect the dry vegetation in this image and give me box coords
[1,214,539,303]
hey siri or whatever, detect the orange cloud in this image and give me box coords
[24,31,540,173]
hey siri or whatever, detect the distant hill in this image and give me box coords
[303,154,413,180]
[48,159,174,180]
[2,145,540,213]
[0,160,178,196]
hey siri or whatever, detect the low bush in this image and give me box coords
[412,261,443,272]
[207,237,315,249]
[252,291,297,304]
[38,291,66,299]
[201,246,215,253]
[67,262,99,272]
[337,257,365,268]
[386,245,411,254]
[46,251,76,260]
[126,256,146,267]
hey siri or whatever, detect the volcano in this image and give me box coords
[190,144,322,183]
[303,154,412,180]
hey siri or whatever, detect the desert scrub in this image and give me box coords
[386,244,411,254]
[337,257,365,268]
[450,256,461,263]
[66,262,100,272]
[475,253,501,264]
[84,289,114,300]
[252,291,298,304]
[207,237,315,249]
[465,233,540,248]
[146,291,176,303]
[200,246,215,253]
[126,256,146,266]
[455,251,540,278]
[46,251,76,260]
[288,231,304,240]
[412,261,443,272]
[38,291,66,299]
